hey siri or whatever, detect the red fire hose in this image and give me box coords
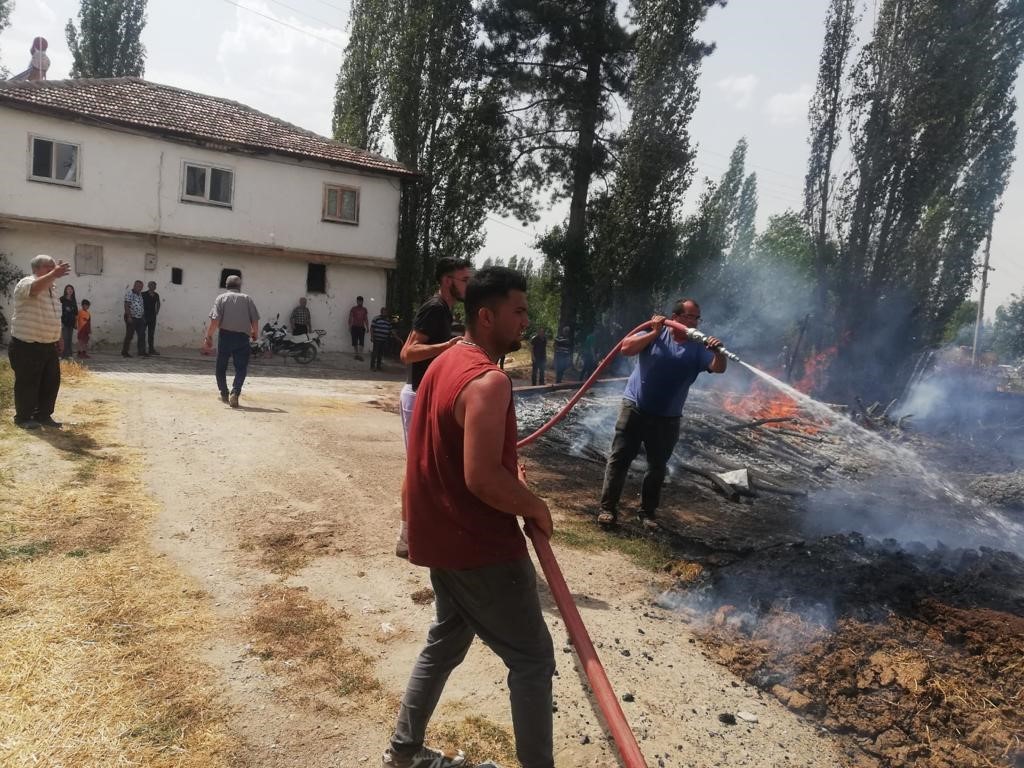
[516,318,696,768]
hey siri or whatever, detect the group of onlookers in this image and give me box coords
[55,279,162,361]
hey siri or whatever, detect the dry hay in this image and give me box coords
[242,584,386,713]
[0,389,234,766]
[429,714,520,767]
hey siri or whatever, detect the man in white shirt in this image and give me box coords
[7,255,70,429]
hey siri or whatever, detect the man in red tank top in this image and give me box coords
[382,267,555,768]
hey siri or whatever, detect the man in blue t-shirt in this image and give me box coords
[598,299,727,530]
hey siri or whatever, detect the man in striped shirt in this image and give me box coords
[370,307,397,371]
[7,255,70,429]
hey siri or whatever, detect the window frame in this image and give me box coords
[322,183,360,225]
[27,134,82,187]
[181,160,235,208]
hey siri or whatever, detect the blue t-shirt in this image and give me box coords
[622,328,715,417]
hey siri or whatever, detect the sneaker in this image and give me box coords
[121,352,132,358]
[228,392,239,408]
[150,350,160,355]
[37,417,63,428]
[219,393,230,404]
[596,510,618,527]
[382,745,466,767]
[15,419,41,430]
[639,515,660,531]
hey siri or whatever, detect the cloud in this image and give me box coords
[765,84,813,125]
[717,74,759,110]
[214,1,348,136]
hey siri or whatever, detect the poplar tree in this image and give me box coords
[0,0,13,78]
[66,0,147,78]
[591,0,722,322]
[828,0,1024,387]
[333,0,531,320]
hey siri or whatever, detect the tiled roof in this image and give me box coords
[0,77,415,178]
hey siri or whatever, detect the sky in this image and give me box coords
[1,0,1021,316]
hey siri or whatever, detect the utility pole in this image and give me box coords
[971,214,995,366]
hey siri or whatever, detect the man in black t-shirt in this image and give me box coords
[395,256,472,557]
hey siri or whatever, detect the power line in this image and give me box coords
[219,0,345,49]
[263,0,346,32]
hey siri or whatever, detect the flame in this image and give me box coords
[717,347,838,434]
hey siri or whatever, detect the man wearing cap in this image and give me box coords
[7,255,70,429]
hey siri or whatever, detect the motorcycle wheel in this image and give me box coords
[294,344,317,365]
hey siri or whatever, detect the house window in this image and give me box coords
[306,263,326,293]
[219,268,241,288]
[171,267,183,285]
[29,136,80,186]
[182,162,234,206]
[74,244,103,275]
[323,184,359,224]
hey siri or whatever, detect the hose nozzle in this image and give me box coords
[683,327,742,363]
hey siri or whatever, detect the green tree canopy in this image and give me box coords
[66,0,147,78]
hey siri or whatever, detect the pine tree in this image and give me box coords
[479,0,631,339]
[66,0,147,78]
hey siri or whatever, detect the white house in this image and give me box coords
[0,77,414,348]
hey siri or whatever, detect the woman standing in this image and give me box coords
[59,284,78,360]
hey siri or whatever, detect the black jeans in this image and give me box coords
[370,341,385,370]
[61,325,74,358]
[216,330,251,396]
[145,317,158,353]
[121,317,146,355]
[391,557,555,768]
[531,361,546,386]
[554,352,570,383]
[600,400,681,518]
[293,323,308,336]
[8,337,61,423]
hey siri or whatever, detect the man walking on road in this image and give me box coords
[203,275,260,408]
[597,299,727,530]
[143,281,161,355]
[349,296,369,360]
[122,280,147,358]
[384,266,555,768]
[395,257,471,557]
[7,255,70,429]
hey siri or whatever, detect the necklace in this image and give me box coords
[459,339,496,362]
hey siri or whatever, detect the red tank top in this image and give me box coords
[406,342,527,569]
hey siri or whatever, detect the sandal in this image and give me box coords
[597,511,617,526]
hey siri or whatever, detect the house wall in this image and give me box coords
[0,107,401,259]
[0,228,387,349]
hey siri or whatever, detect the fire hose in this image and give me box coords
[518,318,741,768]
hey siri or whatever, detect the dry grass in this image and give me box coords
[244,585,385,706]
[429,715,520,767]
[0,376,234,767]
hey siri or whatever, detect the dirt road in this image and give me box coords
[82,351,845,767]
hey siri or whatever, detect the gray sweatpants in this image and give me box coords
[391,556,555,768]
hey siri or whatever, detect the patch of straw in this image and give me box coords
[0,388,234,766]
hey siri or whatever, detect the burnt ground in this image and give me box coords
[519,382,1024,768]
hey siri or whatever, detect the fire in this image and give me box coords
[717,346,839,433]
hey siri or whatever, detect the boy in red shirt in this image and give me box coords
[383,267,554,768]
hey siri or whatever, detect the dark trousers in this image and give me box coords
[293,323,308,336]
[145,317,158,353]
[600,401,681,517]
[61,325,74,358]
[554,352,570,383]
[531,361,546,386]
[580,352,597,381]
[121,317,146,355]
[8,337,61,423]
[392,557,555,768]
[216,330,251,396]
[370,341,385,370]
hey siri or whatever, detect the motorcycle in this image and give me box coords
[250,315,325,365]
